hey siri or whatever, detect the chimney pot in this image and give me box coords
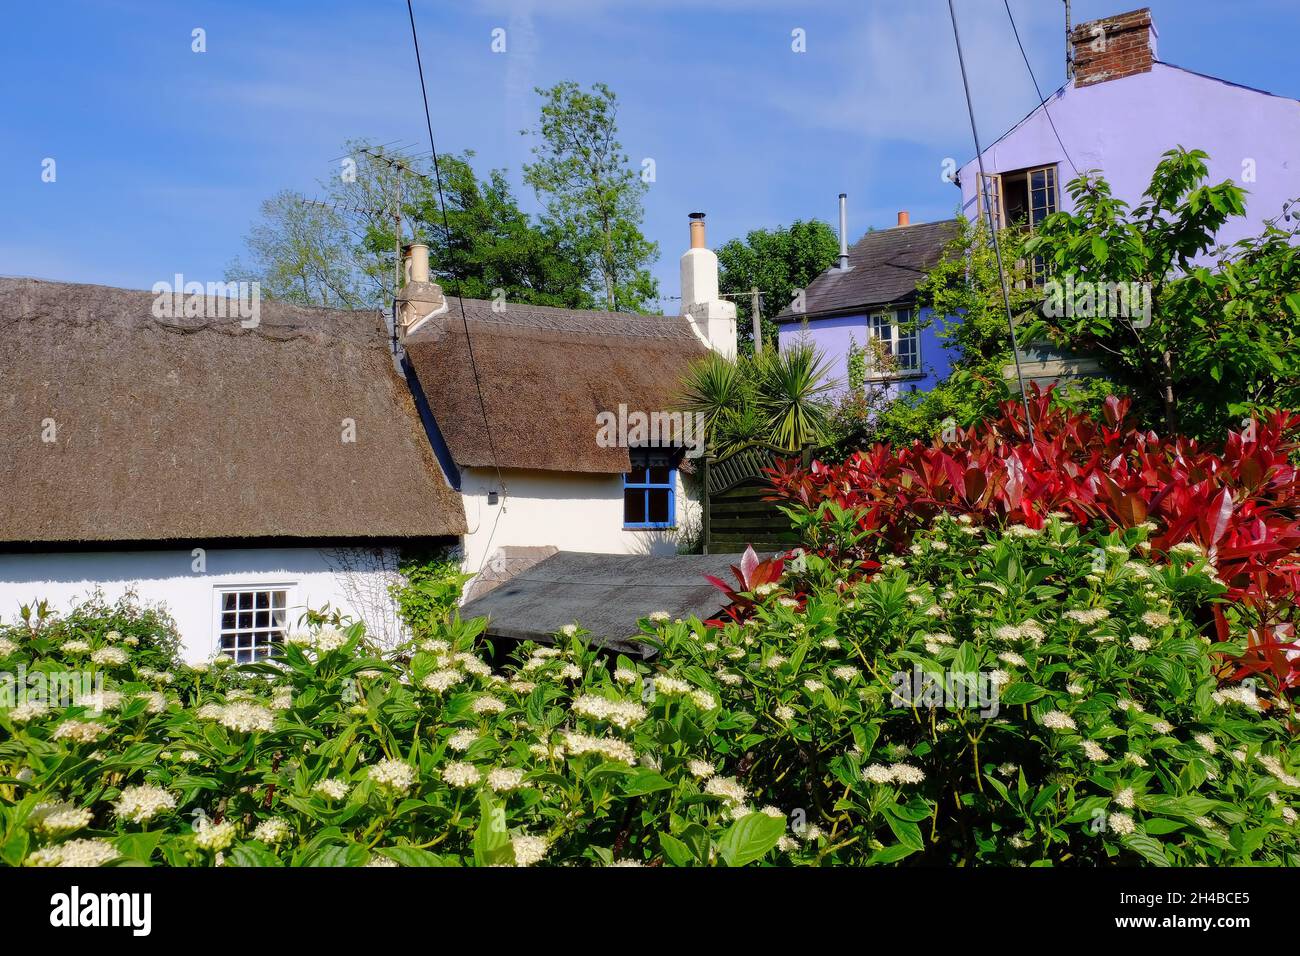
[403,243,431,284]
[837,194,850,270]
[897,211,910,227]
[689,212,707,249]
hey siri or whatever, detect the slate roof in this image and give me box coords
[776,219,959,321]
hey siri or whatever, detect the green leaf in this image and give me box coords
[1122,832,1171,866]
[115,830,166,863]
[622,768,674,796]
[885,810,925,851]
[1000,683,1048,706]
[716,812,785,867]
[1142,818,1186,836]
[376,846,459,867]
[472,794,513,868]
[227,842,282,867]
[868,843,919,865]
[659,832,695,867]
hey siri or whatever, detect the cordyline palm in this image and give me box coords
[677,350,751,442]
[753,341,836,451]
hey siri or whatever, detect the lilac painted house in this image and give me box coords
[786,7,1300,394]
[776,213,960,399]
[958,6,1300,384]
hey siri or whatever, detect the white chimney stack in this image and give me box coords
[397,242,446,340]
[680,212,737,360]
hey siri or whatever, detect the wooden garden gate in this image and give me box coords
[701,442,811,554]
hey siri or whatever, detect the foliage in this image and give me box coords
[868,216,1041,448]
[768,387,1300,695]
[389,550,471,642]
[225,190,369,309]
[4,522,1297,867]
[1,592,181,672]
[715,220,839,354]
[230,116,642,311]
[522,82,659,313]
[677,341,837,454]
[1025,147,1300,438]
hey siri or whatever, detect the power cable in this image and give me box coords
[405,0,507,574]
[948,0,1036,441]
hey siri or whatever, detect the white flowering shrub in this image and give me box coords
[1,518,1296,866]
[674,515,1299,864]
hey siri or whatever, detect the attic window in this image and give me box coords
[624,448,676,529]
[217,588,288,662]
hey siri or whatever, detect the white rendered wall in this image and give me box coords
[459,467,702,574]
[0,546,405,663]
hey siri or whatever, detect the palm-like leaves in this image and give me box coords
[753,341,837,451]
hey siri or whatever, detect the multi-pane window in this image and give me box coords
[867,309,921,377]
[1028,166,1058,226]
[624,449,676,528]
[980,164,1058,231]
[217,588,287,662]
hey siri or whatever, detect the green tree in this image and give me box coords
[715,220,839,354]
[1025,147,1299,436]
[522,82,659,313]
[225,190,368,308]
[230,142,591,311]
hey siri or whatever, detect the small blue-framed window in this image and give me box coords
[624,449,676,529]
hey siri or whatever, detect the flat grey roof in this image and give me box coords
[461,551,747,656]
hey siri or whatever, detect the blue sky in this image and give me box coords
[3,0,1298,311]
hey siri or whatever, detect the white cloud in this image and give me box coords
[769,0,1061,157]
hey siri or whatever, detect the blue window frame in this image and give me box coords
[624,450,676,529]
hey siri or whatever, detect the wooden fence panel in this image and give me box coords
[702,443,809,554]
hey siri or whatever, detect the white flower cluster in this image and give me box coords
[861,763,926,785]
[253,818,291,844]
[199,701,275,733]
[571,695,647,729]
[369,759,417,795]
[312,778,351,800]
[52,720,107,744]
[561,732,636,764]
[25,838,118,868]
[30,801,93,835]
[114,784,178,823]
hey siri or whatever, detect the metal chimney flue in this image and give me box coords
[837,193,849,271]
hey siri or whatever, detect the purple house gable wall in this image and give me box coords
[958,63,1300,249]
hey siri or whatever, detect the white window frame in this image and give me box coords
[211,583,297,662]
[864,308,921,379]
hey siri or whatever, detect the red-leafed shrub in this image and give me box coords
[767,386,1300,694]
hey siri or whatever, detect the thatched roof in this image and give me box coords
[403,298,707,474]
[777,219,959,321]
[0,278,466,544]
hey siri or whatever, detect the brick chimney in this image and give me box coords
[1071,8,1157,88]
